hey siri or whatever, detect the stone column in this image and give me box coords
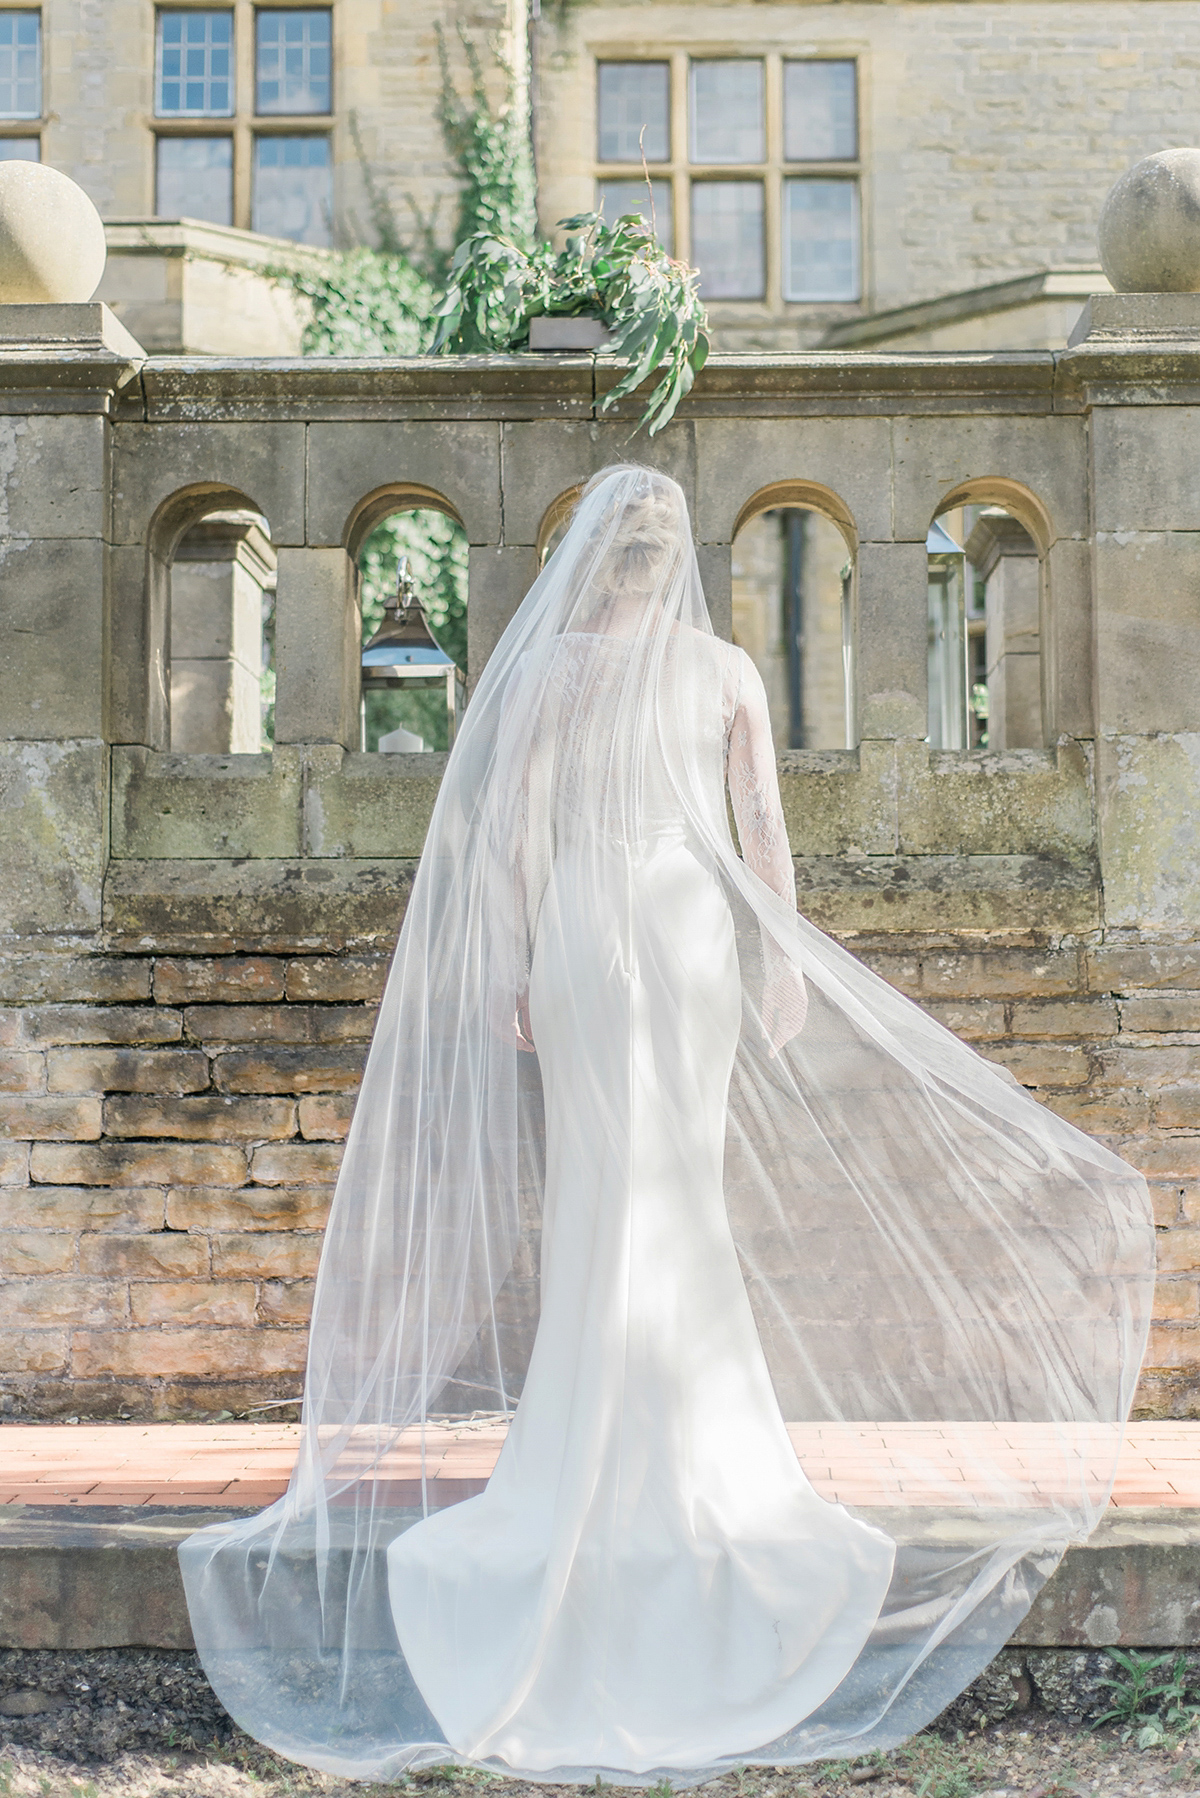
[965,509,1041,750]
[170,512,274,754]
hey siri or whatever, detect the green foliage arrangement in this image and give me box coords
[431,209,709,436]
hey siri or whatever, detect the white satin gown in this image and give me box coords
[387,634,895,1773]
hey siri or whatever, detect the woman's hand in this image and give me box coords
[514,992,536,1053]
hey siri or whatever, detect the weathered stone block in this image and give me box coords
[0,957,150,1005]
[692,416,890,547]
[259,1279,316,1325]
[111,421,306,549]
[1089,945,1200,992]
[1155,1229,1200,1274]
[777,747,896,859]
[47,1048,210,1095]
[110,747,304,861]
[166,1184,333,1232]
[0,539,105,740]
[0,1143,27,1185]
[1124,1137,1200,1180]
[0,1278,116,1329]
[467,545,537,688]
[18,1006,183,1048]
[1039,1088,1152,1131]
[1097,735,1200,933]
[1008,998,1119,1039]
[1145,1325,1200,1369]
[1120,995,1200,1035]
[0,1186,164,1232]
[211,1232,322,1278]
[306,420,502,548]
[0,743,107,935]
[78,1233,208,1278]
[1093,536,1200,734]
[71,1326,307,1379]
[153,957,286,1003]
[284,955,388,1002]
[1154,1279,1200,1321]
[301,747,444,859]
[920,999,1008,1040]
[250,1142,344,1184]
[985,1042,1090,1088]
[212,1045,366,1093]
[130,1280,257,1327]
[499,421,694,548]
[0,414,108,541]
[890,414,1087,545]
[0,1053,44,1093]
[854,542,929,740]
[102,1095,297,1142]
[298,1094,356,1140]
[0,1096,101,1140]
[0,1329,67,1374]
[895,739,1093,860]
[273,551,359,750]
[1043,537,1093,740]
[0,1234,76,1275]
[1090,406,1200,533]
[1156,1089,1200,1130]
[185,1005,373,1046]
[922,948,1080,998]
[31,1142,246,1187]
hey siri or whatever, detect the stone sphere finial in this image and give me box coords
[1098,148,1200,293]
[0,161,107,304]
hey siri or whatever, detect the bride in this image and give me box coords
[181,465,1155,1783]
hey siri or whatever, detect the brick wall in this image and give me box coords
[1,930,1195,1420]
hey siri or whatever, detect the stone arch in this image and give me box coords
[732,480,858,558]
[929,477,1052,751]
[536,485,584,564]
[138,482,272,753]
[730,481,858,752]
[343,483,465,565]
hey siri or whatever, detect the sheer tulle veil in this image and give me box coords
[180,465,1155,1781]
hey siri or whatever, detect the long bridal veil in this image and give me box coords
[180,465,1155,1783]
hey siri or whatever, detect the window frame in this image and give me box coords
[151,2,335,235]
[591,47,865,318]
[0,9,42,124]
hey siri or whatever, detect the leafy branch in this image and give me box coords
[431,210,709,435]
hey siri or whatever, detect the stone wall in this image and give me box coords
[2,299,1199,1419]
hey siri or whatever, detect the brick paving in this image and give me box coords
[1,1419,1196,1509]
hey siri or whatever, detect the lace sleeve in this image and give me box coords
[724,650,796,908]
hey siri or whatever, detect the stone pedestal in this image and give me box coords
[170,513,274,754]
[965,509,1041,750]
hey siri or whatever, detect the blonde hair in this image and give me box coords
[580,465,687,594]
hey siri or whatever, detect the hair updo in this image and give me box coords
[579,465,687,594]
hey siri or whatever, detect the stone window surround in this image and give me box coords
[591,44,867,323]
[150,1,334,234]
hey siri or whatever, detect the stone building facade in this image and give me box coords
[0,297,1199,1422]
[2,1,1199,350]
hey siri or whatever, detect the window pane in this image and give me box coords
[691,180,763,300]
[156,11,233,118]
[156,136,233,225]
[784,60,857,161]
[0,12,41,120]
[596,62,668,163]
[257,10,332,115]
[253,134,331,244]
[689,61,763,164]
[783,179,860,302]
[597,179,673,253]
[0,135,37,158]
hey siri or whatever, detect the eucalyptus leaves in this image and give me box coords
[431,210,710,435]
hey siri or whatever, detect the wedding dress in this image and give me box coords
[180,466,1155,1784]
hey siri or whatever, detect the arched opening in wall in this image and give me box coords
[356,503,467,752]
[929,486,1048,751]
[538,486,583,566]
[731,493,855,751]
[167,504,276,753]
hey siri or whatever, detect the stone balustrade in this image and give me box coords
[1,297,1198,1419]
